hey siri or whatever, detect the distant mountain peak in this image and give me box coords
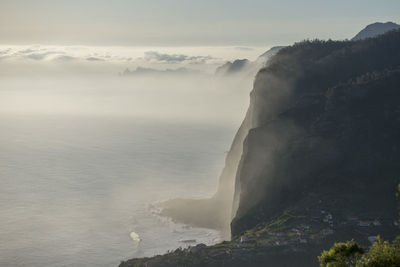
[215,58,250,75]
[352,21,400,40]
[214,46,286,77]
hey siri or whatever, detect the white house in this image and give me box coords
[240,236,249,243]
[322,229,334,236]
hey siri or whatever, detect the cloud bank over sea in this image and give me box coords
[0,45,267,76]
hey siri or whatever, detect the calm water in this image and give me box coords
[0,114,236,266]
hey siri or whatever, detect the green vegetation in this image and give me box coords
[319,185,400,267]
[318,240,364,267]
[318,237,400,267]
[358,238,400,266]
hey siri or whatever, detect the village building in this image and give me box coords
[300,224,310,230]
[240,236,249,243]
[296,231,304,236]
[322,228,334,236]
[311,216,320,221]
[268,232,285,237]
[359,221,372,227]
[310,234,320,240]
[373,219,381,226]
[347,216,358,221]
[274,241,289,246]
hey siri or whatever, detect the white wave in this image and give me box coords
[130,232,142,243]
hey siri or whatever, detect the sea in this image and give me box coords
[0,75,249,267]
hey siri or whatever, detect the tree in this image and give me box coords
[319,237,400,267]
[318,240,364,267]
[319,184,400,266]
[357,237,400,266]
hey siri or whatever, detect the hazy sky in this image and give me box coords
[1,0,399,46]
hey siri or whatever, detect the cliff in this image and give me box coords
[231,30,400,235]
[121,29,400,266]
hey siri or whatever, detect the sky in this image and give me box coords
[1,0,399,46]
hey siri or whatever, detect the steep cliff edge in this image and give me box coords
[161,29,400,238]
[231,29,400,236]
[121,29,400,266]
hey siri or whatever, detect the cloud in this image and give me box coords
[0,46,111,62]
[121,66,203,76]
[0,46,68,61]
[143,51,215,64]
[0,46,219,65]
[54,55,77,61]
[17,48,36,54]
[86,57,104,61]
[0,45,224,73]
[0,48,11,55]
[0,48,11,60]
[24,51,64,61]
[234,47,254,51]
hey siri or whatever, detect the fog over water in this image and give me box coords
[0,46,258,266]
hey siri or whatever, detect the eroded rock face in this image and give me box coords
[160,30,400,241]
[231,30,400,236]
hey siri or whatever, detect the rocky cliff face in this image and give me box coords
[230,29,400,236]
[160,29,400,241]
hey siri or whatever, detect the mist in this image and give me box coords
[0,75,249,123]
[0,45,264,123]
[0,46,259,267]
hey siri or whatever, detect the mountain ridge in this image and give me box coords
[352,21,400,40]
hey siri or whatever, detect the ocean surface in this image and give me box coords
[0,43,255,267]
[0,114,237,267]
